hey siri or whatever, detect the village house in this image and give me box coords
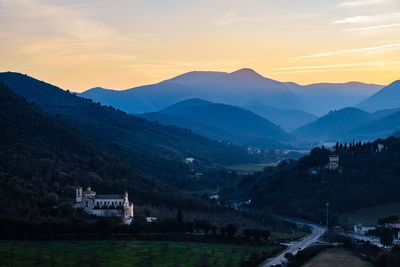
[354,223,376,235]
[185,157,195,164]
[328,155,339,171]
[385,222,400,229]
[377,143,385,152]
[75,186,134,224]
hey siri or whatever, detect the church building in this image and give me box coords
[75,186,134,224]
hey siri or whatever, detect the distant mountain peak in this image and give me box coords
[230,68,262,78]
[86,87,105,92]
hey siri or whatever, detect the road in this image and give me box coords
[259,217,326,267]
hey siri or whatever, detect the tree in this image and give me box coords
[226,224,237,237]
[185,221,194,233]
[220,227,226,236]
[211,225,217,235]
[143,206,153,217]
[261,229,271,240]
[380,227,393,247]
[284,252,295,264]
[176,209,183,224]
[378,216,399,225]
[243,228,251,239]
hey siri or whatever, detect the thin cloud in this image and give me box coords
[276,62,393,71]
[338,0,392,8]
[271,61,400,74]
[333,16,372,24]
[345,23,400,31]
[296,43,400,59]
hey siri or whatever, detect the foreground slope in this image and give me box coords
[141,98,295,149]
[226,137,400,222]
[0,82,209,221]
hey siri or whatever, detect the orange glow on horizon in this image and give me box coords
[0,0,399,92]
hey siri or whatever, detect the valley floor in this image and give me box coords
[0,240,280,266]
[302,247,372,267]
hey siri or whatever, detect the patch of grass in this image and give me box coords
[271,230,309,242]
[226,163,277,172]
[0,240,280,266]
[338,203,400,228]
[302,247,372,267]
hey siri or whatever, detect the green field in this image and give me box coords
[302,247,372,267]
[226,163,277,172]
[339,203,400,228]
[0,240,279,266]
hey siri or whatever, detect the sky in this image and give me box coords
[0,0,399,92]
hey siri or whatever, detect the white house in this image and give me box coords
[146,217,157,223]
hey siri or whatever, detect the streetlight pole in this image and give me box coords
[326,203,329,241]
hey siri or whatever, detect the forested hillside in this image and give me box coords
[0,72,257,190]
[226,137,400,223]
[0,83,218,225]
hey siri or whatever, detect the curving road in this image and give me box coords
[260,217,326,267]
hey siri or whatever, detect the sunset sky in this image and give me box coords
[0,0,399,92]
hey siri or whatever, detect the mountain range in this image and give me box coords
[80,69,383,128]
[79,70,400,146]
[295,107,400,143]
[140,98,295,149]
[81,68,305,114]
[3,70,399,151]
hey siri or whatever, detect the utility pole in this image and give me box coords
[326,203,329,241]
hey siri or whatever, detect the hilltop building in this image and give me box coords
[328,155,339,171]
[377,143,385,152]
[75,186,134,224]
[185,157,195,164]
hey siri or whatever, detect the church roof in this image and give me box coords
[95,194,124,200]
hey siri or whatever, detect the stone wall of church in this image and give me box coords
[91,209,123,217]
